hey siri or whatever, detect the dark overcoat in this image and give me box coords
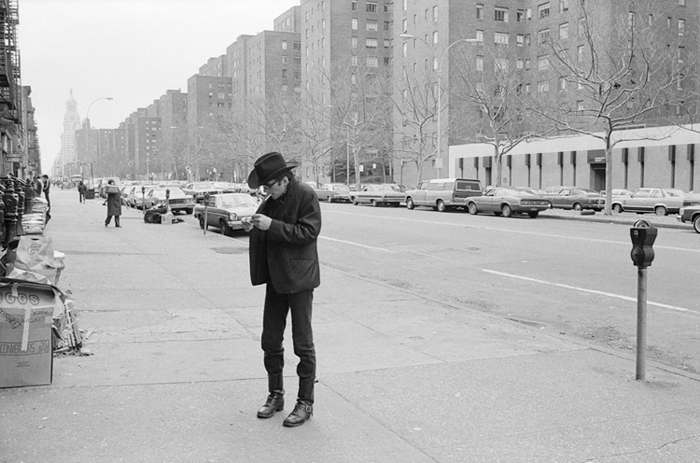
[106,188,122,216]
[248,178,321,294]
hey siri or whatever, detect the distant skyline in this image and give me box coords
[19,0,296,173]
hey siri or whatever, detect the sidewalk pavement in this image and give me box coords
[1,189,699,463]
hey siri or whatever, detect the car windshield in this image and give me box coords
[331,185,349,192]
[193,182,214,189]
[218,195,256,208]
[153,188,185,198]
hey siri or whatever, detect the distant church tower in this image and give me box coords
[61,89,81,173]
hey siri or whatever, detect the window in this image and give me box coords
[577,101,584,114]
[678,46,685,63]
[366,38,377,48]
[679,19,685,35]
[352,18,358,29]
[351,1,357,10]
[559,77,567,90]
[476,56,484,71]
[476,4,483,20]
[559,0,568,12]
[476,30,484,44]
[367,20,378,31]
[538,3,550,19]
[577,45,584,62]
[495,57,508,71]
[517,10,524,21]
[538,29,549,44]
[495,7,509,22]
[367,2,377,13]
[384,4,391,13]
[495,32,509,45]
[679,0,685,5]
[351,36,358,48]
[517,34,524,46]
[402,42,408,57]
[282,56,288,64]
[402,0,407,10]
[384,21,390,31]
[537,55,550,70]
[384,39,391,48]
[538,80,550,93]
[282,40,288,50]
[559,23,568,39]
[402,19,407,33]
[282,69,288,79]
[383,57,391,66]
[517,58,524,69]
[433,6,438,21]
[366,57,378,67]
[351,56,358,66]
[525,58,531,69]
[432,31,438,44]
[294,42,301,50]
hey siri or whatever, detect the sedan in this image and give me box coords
[143,187,195,214]
[466,187,551,218]
[541,187,604,211]
[677,205,700,233]
[193,193,258,235]
[350,184,405,206]
[181,182,223,203]
[611,188,700,216]
[314,183,351,203]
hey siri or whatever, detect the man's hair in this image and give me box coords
[108,179,115,185]
[42,174,48,179]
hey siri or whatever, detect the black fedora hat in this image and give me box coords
[247,152,298,189]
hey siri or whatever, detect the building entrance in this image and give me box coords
[591,164,606,191]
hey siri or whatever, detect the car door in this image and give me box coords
[413,182,429,206]
[625,189,652,212]
[482,188,498,212]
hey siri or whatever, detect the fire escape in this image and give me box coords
[0,0,21,153]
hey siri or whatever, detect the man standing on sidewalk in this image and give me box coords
[242,151,321,428]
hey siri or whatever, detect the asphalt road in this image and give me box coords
[180,200,700,374]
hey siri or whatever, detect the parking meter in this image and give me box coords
[202,192,210,235]
[630,219,657,268]
[165,188,171,212]
[141,186,146,213]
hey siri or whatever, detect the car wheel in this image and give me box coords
[502,204,513,217]
[613,204,623,213]
[693,215,700,234]
[370,199,378,207]
[573,203,583,211]
[220,220,231,236]
[528,211,539,218]
[199,216,206,230]
[467,202,478,215]
[654,206,668,216]
[326,196,332,203]
[352,197,358,205]
[406,198,415,210]
[436,200,446,212]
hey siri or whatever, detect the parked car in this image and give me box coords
[541,187,604,211]
[142,187,195,214]
[677,205,700,233]
[123,185,149,208]
[193,193,258,235]
[181,182,222,203]
[466,187,551,218]
[314,183,351,203]
[212,182,240,193]
[350,184,405,207]
[601,189,633,198]
[405,178,483,212]
[611,188,700,216]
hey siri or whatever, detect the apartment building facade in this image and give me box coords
[395,0,700,191]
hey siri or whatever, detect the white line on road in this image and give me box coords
[320,235,394,253]
[327,210,700,254]
[482,269,694,314]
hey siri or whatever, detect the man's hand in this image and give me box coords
[250,214,272,231]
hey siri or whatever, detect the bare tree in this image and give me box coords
[531,0,695,214]
[449,42,552,187]
[392,54,439,185]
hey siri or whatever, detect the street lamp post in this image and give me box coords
[399,34,477,178]
[85,97,113,188]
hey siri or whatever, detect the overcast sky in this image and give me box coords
[19,0,296,173]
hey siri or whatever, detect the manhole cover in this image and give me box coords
[211,247,247,255]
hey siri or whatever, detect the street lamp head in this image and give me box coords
[399,33,414,39]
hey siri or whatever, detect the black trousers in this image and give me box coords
[261,285,316,402]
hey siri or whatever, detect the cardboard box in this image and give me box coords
[0,281,58,388]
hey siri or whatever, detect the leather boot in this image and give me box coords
[257,391,284,419]
[257,374,284,419]
[283,400,313,427]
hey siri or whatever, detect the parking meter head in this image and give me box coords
[141,186,145,194]
[630,223,657,268]
[203,192,210,203]
[166,189,170,199]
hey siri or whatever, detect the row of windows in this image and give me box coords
[352,36,391,49]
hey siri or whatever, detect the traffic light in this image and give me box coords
[630,220,657,268]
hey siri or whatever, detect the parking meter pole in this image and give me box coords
[203,192,210,236]
[629,219,656,382]
[141,186,146,214]
[636,267,647,380]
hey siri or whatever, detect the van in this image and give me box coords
[405,178,483,212]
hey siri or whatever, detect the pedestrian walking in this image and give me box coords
[242,151,321,428]
[103,179,122,227]
[77,181,86,203]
